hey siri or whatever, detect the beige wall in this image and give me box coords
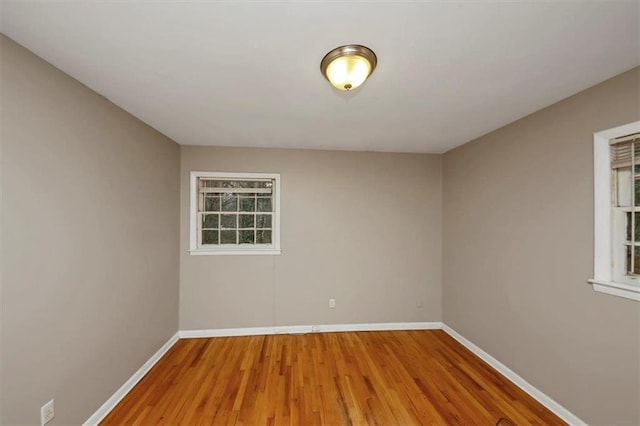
[0,35,180,424]
[180,147,442,330]
[443,67,640,425]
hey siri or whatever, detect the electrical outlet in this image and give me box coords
[329,298,336,308]
[311,325,320,332]
[41,399,54,426]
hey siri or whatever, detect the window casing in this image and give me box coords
[590,121,640,301]
[189,172,281,255]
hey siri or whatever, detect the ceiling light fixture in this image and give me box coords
[320,44,377,91]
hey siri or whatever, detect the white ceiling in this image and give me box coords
[1,1,638,153]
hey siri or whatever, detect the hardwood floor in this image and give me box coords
[101,330,565,425]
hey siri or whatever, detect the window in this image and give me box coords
[189,172,281,255]
[610,135,640,281]
[590,121,640,301]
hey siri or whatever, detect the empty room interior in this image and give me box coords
[1,1,640,425]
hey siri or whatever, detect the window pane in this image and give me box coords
[256,214,272,228]
[239,214,255,228]
[202,230,218,245]
[635,175,640,206]
[204,196,220,211]
[239,230,255,244]
[629,244,640,275]
[220,214,237,229]
[257,197,272,212]
[616,167,632,207]
[221,194,238,211]
[625,245,640,275]
[256,230,272,244]
[202,214,219,229]
[626,246,631,274]
[627,212,640,241]
[213,180,237,188]
[239,198,255,212]
[220,230,237,244]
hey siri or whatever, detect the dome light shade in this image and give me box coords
[320,45,377,91]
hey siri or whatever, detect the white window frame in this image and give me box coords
[189,171,281,256]
[589,121,640,301]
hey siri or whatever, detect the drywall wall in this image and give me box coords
[443,67,640,425]
[180,147,442,330]
[0,35,180,424]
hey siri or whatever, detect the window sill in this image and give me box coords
[588,278,640,302]
[189,248,281,256]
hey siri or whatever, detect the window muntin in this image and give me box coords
[189,172,281,255]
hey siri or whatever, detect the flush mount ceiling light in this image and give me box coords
[320,44,377,91]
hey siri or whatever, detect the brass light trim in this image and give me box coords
[320,44,377,91]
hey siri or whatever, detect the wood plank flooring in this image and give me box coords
[101,330,565,425]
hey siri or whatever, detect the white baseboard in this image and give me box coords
[441,325,585,426]
[319,321,443,332]
[83,332,180,426]
[178,321,443,338]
